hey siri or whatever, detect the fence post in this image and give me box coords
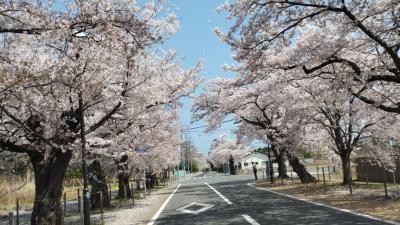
[316,166,320,181]
[147,178,151,195]
[16,198,19,225]
[143,179,146,199]
[99,192,104,224]
[124,185,127,207]
[109,183,112,199]
[322,167,327,192]
[328,166,331,181]
[382,165,389,198]
[348,163,353,195]
[77,189,81,214]
[64,192,67,215]
[290,171,293,186]
[131,183,135,205]
[8,212,14,225]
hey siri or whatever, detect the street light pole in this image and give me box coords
[79,92,90,225]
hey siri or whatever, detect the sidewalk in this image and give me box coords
[103,183,178,225]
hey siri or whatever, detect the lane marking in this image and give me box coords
[247,183,400,225]
[204,182,233,205]
[242,214,261,225]
[176,202,214,214]
[147,183,181,225]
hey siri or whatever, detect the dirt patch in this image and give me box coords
[253,179,400,222]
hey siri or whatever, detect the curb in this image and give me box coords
[247,182,400,225]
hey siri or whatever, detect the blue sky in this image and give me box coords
[163,0,238,155]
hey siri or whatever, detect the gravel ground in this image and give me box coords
[103,183,178,225]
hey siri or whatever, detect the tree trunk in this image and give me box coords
[116,155,132,198]
[270,143,288,178]
[88,159,110,209]
[146,172,157,189]
[341,153,351,185]
[276,153,288,178]
[229,155,236,175]
[117,172,132,198]
[287,153,316,183]
[28,150,72,225]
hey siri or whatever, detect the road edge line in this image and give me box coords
[247,182,400,225]
[147,183,182,225]
[242,214,261,225]
[204,182,233,205]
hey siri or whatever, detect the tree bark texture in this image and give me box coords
[28,150,72,225]
[88,159,110,208]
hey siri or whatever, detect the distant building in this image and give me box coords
[236,152,283,173]
[355,157,399,183]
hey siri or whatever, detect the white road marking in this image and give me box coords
[204,182,233,205]
[147,183,181,225]
[247,183,400,225]
[176,202,214,214]
[242,214,261,225]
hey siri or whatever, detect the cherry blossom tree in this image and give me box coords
[207,135,250,174]
[217,0,399,114]
[297,75,382,184]
[214,0,399,184]
[193,73,316,182]
[84,51,200,200]
[0,1,200,224]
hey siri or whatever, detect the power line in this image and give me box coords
[183,119,235,131]
[187,129,234,133]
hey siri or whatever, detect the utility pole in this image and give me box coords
[188,139,192,173]
[79,92,90,225]
[184,131,187,175]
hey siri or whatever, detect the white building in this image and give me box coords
[236,152,271,173]
[236,152,289,173]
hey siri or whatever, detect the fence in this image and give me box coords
[2,172,175,225]
[252,163,399,199]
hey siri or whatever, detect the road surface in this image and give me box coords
[151,172,396,225]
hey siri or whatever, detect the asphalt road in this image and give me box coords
[152,172,396,225]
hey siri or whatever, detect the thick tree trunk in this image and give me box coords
[28,150,72,225]
[276,153,288,178]
[88,159,110,209]
[116,155,132,198]
[117,172,132,198]
[229,155,236,175]
[341,153,351,185]
[270,143,288,178]
[146,172,157,189]
[208,162,215,171]
[287,153,316,183]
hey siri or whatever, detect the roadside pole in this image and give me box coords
[322,167,327,192]
[348,161,353,195]
[79,93,90,225]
